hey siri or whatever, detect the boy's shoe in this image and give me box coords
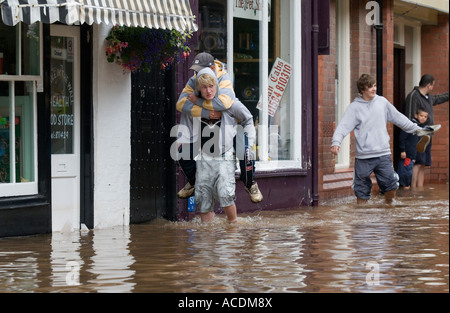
[416,135,431,154]
[245,182,263,203]
[416,124,441,137]
[177,182,194,198]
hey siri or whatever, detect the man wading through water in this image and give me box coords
[189,68,256,223]
[176,52,263,204]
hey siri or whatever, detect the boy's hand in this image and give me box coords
[400,152,406,159]
[330,146,340,156]
[187,92,199,105]
[209,111,222,120]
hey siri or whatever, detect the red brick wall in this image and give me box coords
[383,0,395,152]
[421,13,449,184]
[318,0,337,195]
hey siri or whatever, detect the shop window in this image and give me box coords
[0,21,40,197]
[197,0,302,169]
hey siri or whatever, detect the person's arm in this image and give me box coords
[404,90,419,120]
[398,130,408,159]
[431,91,449,106]
[331,104,357,151]
[176,77,211,119]
[228,102,256,148]
[387,101,421,134]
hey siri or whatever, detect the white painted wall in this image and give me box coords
[92,24,131,229]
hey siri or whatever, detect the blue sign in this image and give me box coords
[187,196,195,212]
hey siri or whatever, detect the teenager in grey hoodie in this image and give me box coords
[331,74,432,205]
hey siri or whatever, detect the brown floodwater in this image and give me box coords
[0,184,448,293]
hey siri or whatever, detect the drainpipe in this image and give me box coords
[311,0,320,206]
[374,0,383,95]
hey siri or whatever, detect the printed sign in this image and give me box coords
[257,58,292,117]
[234,0,272,21]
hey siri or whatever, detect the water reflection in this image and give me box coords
[0,184,448,293]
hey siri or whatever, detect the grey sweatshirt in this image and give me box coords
[332,95,422,159]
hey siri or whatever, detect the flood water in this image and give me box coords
[0,184,448,293]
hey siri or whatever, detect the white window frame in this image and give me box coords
[227,0,303,172]
[0,22,42,197]
[395,17,422,93]
[335,0,351,170]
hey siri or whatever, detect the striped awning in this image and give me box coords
[0,0,198,32]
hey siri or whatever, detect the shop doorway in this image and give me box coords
[50,25,81,232]
[130,68,177,224]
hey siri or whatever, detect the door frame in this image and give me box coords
[79,24,94,229]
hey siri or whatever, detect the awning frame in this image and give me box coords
[0,0,198,32]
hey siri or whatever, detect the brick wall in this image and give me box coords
[318,0,337,196]
[421,13,449,184]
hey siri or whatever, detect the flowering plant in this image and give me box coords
[106,26,192,73]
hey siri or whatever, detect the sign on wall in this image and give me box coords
[257,58,292,117]
[233,0,272,21]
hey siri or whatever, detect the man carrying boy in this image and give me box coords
[397,107,429,189]
[404,74,448,188]
[193,68,256,223]
[176,52,262,203]
[331,74,438,205]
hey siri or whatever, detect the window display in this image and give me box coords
[0,81,35,184]
[0,21,40,196]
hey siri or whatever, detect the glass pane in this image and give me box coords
[51,36,75,155]
[233,0,284,161]
[0,21,17,75]
[197,0,294,162]
[198,0,227,61]
[15,81,35,183]
[22,23,41,76]
[270,0,292,161]
[0,82,11,183]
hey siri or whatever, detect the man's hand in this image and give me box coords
[209,111,222,120]
[330,146,340,156]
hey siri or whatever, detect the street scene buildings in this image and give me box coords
[0,0,448,238]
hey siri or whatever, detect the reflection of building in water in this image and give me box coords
[87,228,135,292]
[186,225,307,292]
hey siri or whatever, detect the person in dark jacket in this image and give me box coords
[404,74,449,188]
[397,107,429,189]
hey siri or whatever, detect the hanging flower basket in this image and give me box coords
[105,26,193,73]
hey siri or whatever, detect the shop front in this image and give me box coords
[0,0,198,237]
